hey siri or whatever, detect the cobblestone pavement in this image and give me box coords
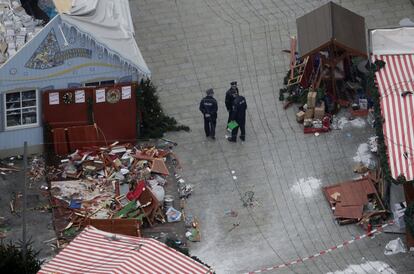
[130,0,414,273]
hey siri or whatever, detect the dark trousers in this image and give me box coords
[231,121,245,140]
[204,117,216,137]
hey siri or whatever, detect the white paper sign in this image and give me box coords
[96,89,106,103]
[49,92,59,105]
[75,90,85,103]
[121,86,131,100]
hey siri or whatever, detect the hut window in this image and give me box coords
[84,80,115,87]
[4,90,39,130]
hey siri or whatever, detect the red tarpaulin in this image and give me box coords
[374,54,414,180]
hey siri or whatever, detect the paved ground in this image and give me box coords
[131,0,414,273]
[0,156,55,261]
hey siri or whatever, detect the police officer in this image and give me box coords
[199,88,218,140]
[225,81,239,123]
[228,93,247,142]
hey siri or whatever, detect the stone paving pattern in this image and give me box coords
[130,0,414,273]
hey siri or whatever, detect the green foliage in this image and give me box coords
[279,88,286,101]
[165,238,215,273]
[165,238,189,256]
[315,87,326,102]
[0,242,41,274]
[367,61,414,185]
[374,60,386,70]
[137,80,190,139]
[405,202,414,237]
[283,70,290,85]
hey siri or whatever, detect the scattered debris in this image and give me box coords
[46,143,191,241]
[185,217,201,242]
[241,191,256,207]
[384,238,407,255]
[353,163,369,174]
[228,222,240,232]
[368,136,378,153]
[224,210,238,218]
[323,174,387,225]
[166,207,181,223]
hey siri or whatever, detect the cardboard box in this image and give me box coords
[314,102,325,120]
[304,107,314,119]
[307,92,317,108]
[303,118,313,127]
[296,111,305,123]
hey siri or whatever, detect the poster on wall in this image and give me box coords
[122,86,132,100]
[96,89,106,103]
[75,90,85,103]
[49,92,59,105]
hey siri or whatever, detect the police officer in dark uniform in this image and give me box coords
[228,93,247,142]
[199,88,218,140]
[225,81,239,123]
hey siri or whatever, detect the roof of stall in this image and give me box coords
[0,0,150,77]
[371,27,414,181]
[59,0,151,77]
[296,1,367,57]
[38,226,213,274]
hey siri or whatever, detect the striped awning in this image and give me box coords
[38,226,212,274]
[374,54,414,180]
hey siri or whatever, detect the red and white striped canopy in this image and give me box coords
[374,54,414,180]
[38,226,212,274]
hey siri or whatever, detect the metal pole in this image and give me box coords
[22,141,27,263]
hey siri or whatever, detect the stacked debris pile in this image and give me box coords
[48,143,194,244]
[323,173,387,225]
[0,0,44,64]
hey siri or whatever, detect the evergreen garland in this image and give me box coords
[367,60,414,185]
[165,238,215,273]
[405,202,414,237]
[0,241,42,274]
[136,80,190,139]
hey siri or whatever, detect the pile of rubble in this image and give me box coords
[49,142,194,240]
[0,0,43,63]
[323,172,387,225]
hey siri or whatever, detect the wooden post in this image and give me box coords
[22,142,27,264]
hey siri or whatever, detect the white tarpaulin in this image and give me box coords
[60,0,151,77]
[371,27,414,55]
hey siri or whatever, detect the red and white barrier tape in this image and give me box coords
[246,221,394,274]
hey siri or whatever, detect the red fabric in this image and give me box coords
[374,54,414,180]
[126,180,146,201]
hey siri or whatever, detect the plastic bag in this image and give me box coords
[227,120,238,131]
[384,238,407,255]
[166,207,182,222]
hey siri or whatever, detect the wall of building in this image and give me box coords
[0,15,139,153]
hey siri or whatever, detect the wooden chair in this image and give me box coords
[137,188,164,226]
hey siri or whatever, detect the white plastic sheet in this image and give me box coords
[384,237,407,255]
[61,0,150,76]
[371,27,414,55]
